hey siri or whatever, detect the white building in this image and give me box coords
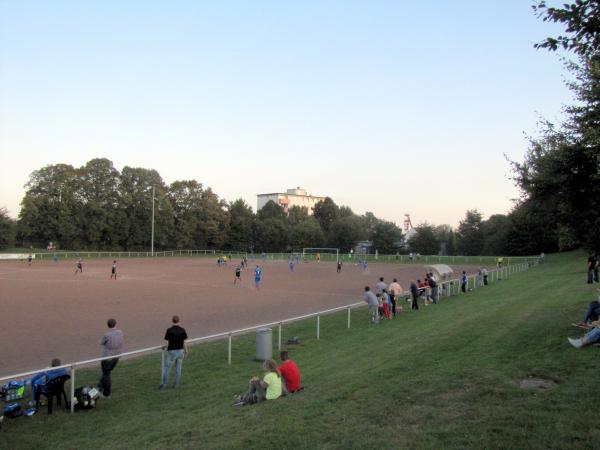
[257,187,326,215]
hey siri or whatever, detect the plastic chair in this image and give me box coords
[36,374,70,414]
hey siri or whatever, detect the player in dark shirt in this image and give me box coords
[234,265,242,285]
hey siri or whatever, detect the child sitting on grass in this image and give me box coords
[233,359,282,406]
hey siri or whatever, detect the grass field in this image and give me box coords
[0,251,595,449]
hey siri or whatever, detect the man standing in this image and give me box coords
[363,286,379,324]
[388,278,402,316]
[410,280,419,311]
[375,277,387,295]
[98,318,124,398]
[427,273,438,305]
[160,315,188,389]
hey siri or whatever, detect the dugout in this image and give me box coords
[425,264,454,282]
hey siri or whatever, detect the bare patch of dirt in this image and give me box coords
[518,375,558,392]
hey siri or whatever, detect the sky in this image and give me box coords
[0,0,573,227]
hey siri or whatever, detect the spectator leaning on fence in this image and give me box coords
[363,286,379,324]
[388,278,402,316]
[98,318,124,398]
[159,315,189,390]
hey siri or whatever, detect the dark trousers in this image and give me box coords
[389,294,397,316]
[411,294,419,310]
[99,358,119,396]
[588,269,594,284]
[461,283,467,293]
[483,275,488,285]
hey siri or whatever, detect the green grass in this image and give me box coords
[0,251,595,449]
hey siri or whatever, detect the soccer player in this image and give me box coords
[289,261,295,273]
[254,265,263,289]
[337,260,343,273]
[75,258,83,275]
[27,254,32,267]
[111,260,117,279]
[234,264,242,285]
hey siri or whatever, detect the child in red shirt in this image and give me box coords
[278,350,301,393]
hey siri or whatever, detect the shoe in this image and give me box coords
[233,401,246,407]
[99,392,111,399]
[568,337,583,348]
[158,384,166,390]
[172,384,179,389]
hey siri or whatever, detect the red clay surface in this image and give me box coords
[0,257,479,376]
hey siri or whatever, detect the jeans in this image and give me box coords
[585,327,600,343]
[411,294,419,310]
[161,349,184,387]
[368,304,379,323]
[389,294,397,316]
[588,269,594,284]
[583,301,600,323]
[99,358,119,396]
[430,287,438,304]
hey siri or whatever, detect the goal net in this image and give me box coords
[302,248,339,262]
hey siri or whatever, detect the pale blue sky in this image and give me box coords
[0,1,571,226]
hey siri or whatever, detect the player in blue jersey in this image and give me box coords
[254,265,263,289]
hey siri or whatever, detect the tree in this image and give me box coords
[0,207,16,250]
[504,200,559,256]
[227,199,255,251]
[254,218,288,252]
[456,210,484,256]
[328,216,367,251]
[434,224,456,256]
[195,188,229,249]
[313,198,340,233]
[287,206,310,226]
[480,214,512,256]
[289,218,325,250]
[409,224,439,255]
[371,220,403,254]
[18,164,82,248]
[119,167,174,250]
[167,180,204,249]
[257,200,286,222]
[79,158,124,249]
[509,1,600,252]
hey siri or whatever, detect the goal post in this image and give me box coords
[302,248,339,262]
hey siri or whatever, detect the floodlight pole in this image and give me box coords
[151,186,155,256]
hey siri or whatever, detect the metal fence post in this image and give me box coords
[228,333,232,365]
[317,315,320,340]
[347,307,351,328]
[70,365,75,413]
[278,323,282,351]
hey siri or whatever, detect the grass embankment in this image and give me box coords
[0,251,596,449]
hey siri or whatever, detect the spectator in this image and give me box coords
[461,271,467,293]
[482,267,489,285]
[587,255,596,284]
[375,277,387,295]
[98,318,124,398]
[278,351,301,394]
[578,292,600,325]
[410,280,419,311]
[363,286,379,324]
[388,278,403,316]
[428,273,438,305]
[595,255,599,283]
[30,358,69,406]
[233,359,282,406]
[159,315,189,390]
[568,320,600,348]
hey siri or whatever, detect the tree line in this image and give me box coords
[0,158,407,252]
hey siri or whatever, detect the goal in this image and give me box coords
[302,248,339,263]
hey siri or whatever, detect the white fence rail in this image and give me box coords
[0,261,535,413]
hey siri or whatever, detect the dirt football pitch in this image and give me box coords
[0,257,479,376]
